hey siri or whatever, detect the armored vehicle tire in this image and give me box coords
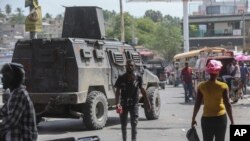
[83,91,108,130]
[144,87,161,120]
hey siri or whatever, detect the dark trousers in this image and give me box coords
[201,114,227,141]
[0,134,6,141]
[120,105,139,141]
[183,83,193,102]
[241,78,247,95]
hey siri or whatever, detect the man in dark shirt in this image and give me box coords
[181,62,193,103]
[0,63,38,141]
[115,59,151,141]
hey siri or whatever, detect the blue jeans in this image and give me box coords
[183,83,193,102]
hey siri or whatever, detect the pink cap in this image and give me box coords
[206,60,223,74]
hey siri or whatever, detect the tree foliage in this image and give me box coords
[45,13,52,19]
[104,9,182,61]
[8,7,25,24]
[144,10,163,22]
[0,8,5,18]
[55,14,63,20]
[5,4,12,15]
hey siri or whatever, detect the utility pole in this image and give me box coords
[183,0,189,52]
[119,0,125,42]
[243,11,246,52]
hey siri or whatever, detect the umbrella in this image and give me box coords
[235,54,249,61]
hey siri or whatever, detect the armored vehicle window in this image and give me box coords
[112,51,125,66]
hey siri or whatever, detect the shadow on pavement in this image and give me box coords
[38,116,123,135]
[179,101,195,105]
[38,119,87,135]
[110,126,172,130]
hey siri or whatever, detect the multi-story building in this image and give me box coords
[189,0,250,51]
[0,23,28,47]
[38,18,63,38]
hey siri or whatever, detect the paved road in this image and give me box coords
[1,86,250,141]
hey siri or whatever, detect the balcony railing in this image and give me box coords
[190,29,242,37]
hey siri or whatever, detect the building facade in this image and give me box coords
[189,0,250,51]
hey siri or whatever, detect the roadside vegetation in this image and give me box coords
[1,4,183,61]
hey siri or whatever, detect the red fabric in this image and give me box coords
[181,67,192,83]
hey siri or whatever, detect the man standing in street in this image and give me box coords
[115,59,152,141]
[0,63,38,141]
[181,62,193,103]
[239,61,249,95]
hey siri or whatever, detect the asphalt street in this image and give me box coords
[1,85,250,141]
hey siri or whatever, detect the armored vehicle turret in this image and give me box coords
[7,6,160,130]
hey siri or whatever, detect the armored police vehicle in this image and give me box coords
[9,7,160,130]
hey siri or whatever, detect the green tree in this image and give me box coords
[0,8,5,18]
[45,13,52,19]
[103,9,183,61]
[16,8,22,16]
[55,14,63,20]
[135,17,156,47]
[163,15,181,25]
[5,4,12,15]
[106,12,134,43]
[152,22,182,60]
[144,10,163,22]
[103,10,116,21]
[9,7,25,24]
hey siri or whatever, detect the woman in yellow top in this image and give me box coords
[191,59,234,141]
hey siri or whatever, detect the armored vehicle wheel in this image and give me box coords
[144,87,161,120]
[83,91,108,130]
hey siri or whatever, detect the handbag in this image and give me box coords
[186,127,200,141]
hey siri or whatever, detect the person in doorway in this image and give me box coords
[115,59,152,141]
[191,60,234,141]
[0,63,38,141]
[180,62,193,103]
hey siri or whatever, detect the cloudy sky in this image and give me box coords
[0,0,203,18]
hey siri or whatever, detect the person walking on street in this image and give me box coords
[191,60,234,141]
[0,63,38,141]
[115,59,152,141]
[239,61,249,95]
[181,62,193,103]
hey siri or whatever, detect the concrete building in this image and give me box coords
[38,19,63,38]
[189,0,250,51]
[0,24,27,47]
